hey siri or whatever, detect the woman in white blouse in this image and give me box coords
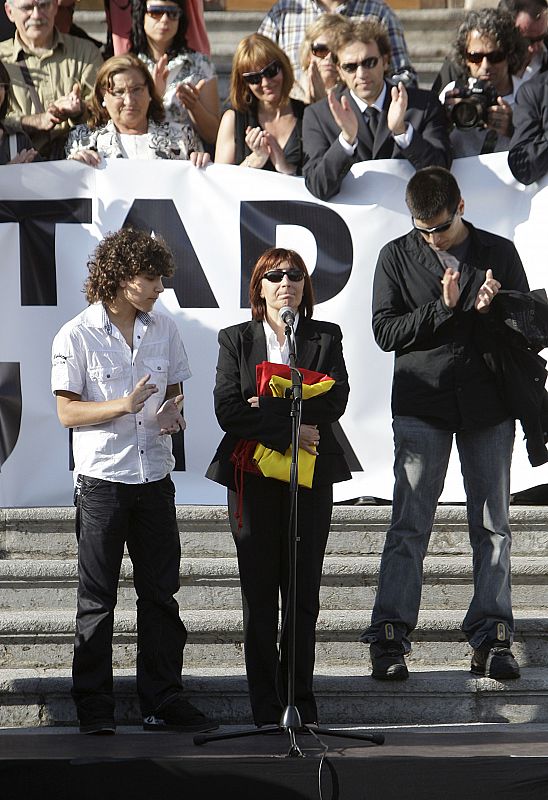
[66,54,209,166]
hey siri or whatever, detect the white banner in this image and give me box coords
[0,154,546,507]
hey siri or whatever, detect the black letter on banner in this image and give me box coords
[122,199,217,308]
[239,200,353,306]
[0,363,22,468]
[0,199,92,306]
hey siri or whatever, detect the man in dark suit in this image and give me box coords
[508,70,548,183]
[302,19,451,201]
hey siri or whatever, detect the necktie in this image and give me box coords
[365,106,379,137]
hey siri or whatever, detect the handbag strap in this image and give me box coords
[17,55,45,114]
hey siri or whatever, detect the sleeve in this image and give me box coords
[508,78,548,186]
[167,319,192,384]
[302,103,355,201]
[51,326,86,396]
[399,92,452,170]
[372,244,454,353]
[65,124,96,157]
[300,327,350,425]
[213,328,292,453]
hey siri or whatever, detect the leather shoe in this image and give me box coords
[470,643,520,679]
[370,643,409,681]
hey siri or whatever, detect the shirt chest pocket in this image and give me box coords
[87,364,125,401]
[143,357,169,398]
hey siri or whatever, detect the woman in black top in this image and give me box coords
[215,34,305,176]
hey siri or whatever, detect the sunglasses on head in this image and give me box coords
[242,60,281,85]
[262,269,305,283]
[339,56,380,73]
[466,50,506,64]
[146,4,181,20]
[311,42,331,58]
[412,209,458,236]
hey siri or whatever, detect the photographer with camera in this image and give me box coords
[439,8,526,158]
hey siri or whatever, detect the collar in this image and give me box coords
[13,28,62,60]
[85,302,153,334]
[350,81,386,114]
[262,310,300,342]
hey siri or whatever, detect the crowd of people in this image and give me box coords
[10,0,546,734]
[1,0,548,182]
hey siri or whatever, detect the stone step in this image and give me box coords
[1,666,547,727]
[0,556,546,611]
[2,507,548,559]
[0,609,546,670]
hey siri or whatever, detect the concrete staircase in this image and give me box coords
[1,505,547,728]
[74,8,466,92]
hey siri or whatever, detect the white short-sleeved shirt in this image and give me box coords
[51,302,191,484]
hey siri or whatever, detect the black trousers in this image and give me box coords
[72,474,187,716]
[228,475,333,725]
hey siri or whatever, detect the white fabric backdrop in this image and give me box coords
[0,154,546,507]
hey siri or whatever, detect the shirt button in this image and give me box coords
[145,478,149,482]
[157,366,161,370]
[106,374,110,378]
[140,449,144,454]
[137,335,141,339]
[138,421,142,425]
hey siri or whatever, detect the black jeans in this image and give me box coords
[72,474,187,716]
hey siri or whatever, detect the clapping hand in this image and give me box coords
[157,394,186,434]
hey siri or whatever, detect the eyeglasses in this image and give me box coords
[146,4,181,19]
[311,42,331,58]
[339,56,380,73]
[106,84,148,99]
[242,60,281,85]
[13,0,53,12]
[262,269,305,283]
[465,50,506,64]
[412,210,457,236]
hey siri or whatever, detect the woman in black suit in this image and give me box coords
[206,247,351,727]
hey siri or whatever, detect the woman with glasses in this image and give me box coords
[131,0,220,147]
[439,8,526,158]
[206,247,350,727]
[66,54,208,165]
[0,60,38,164]
[298,14,348,105]
[215,34,305,175]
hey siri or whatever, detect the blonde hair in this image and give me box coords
[299,14,350,71]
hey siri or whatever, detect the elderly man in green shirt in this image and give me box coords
[0,0,102,158]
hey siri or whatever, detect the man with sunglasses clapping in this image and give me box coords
[301,19,451,201]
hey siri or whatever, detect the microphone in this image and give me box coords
[279,306,296,326]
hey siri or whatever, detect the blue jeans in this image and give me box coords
[361,416,515,652]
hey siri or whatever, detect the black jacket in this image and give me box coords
[372,221,529,429]
[509,71,548,185]
[206,317,351,490]
[302,82,451,201]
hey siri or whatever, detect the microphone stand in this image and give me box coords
[195,316,384,756]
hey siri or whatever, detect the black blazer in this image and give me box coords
[205,317,351,490]
[508,71,548,185]
[302,82,452,201]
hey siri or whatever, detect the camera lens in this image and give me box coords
[451,99,481,129]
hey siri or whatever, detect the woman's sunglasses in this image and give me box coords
[146,4,181,20]
[311,42,331,58]
[465,50,506,64]
[262,269,305,283]
[242,60,281,85]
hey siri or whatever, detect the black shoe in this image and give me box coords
[370,643,409,681]
[471,643,520,679]
[76,694,116,735]
[143,695,218,733]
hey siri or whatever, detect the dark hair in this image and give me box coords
[229,34,294,112]
[0,60,11,121]
[498,0,547,20]
[331,19,392,64]
[249,248,314,321]
[131,0,188,58]
[405,167,461,220]
[85,228,175,304]
[454,7,527,76]
[88,54,165,128]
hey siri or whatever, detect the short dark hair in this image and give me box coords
[405,167,461,220]
[131,0,188,58]
[332,19,392,64]
[498,0,547,20]
[249,248,315,322]
[454,7,527,76]
[85,228,175,304]
[0,60,11,121]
